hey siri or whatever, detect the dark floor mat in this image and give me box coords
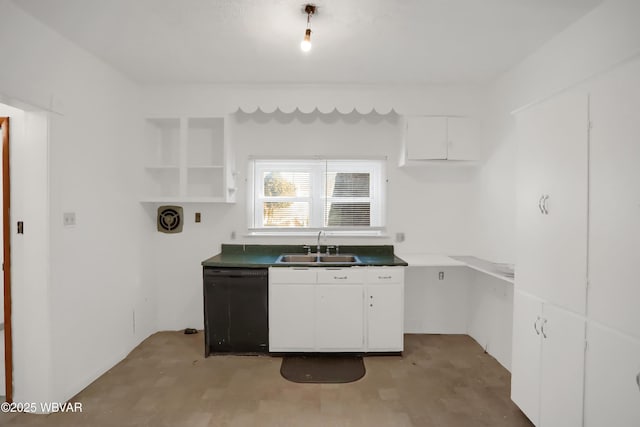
[280,355,366,383]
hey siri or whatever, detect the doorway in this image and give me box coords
[1,116,11,403]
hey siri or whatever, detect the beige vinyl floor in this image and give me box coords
[1,332,532,427]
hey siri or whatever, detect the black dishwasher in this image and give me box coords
[203,268,268,356]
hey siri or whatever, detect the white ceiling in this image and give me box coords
[12,0,602,85]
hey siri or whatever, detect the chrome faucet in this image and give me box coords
[317,230,324,257]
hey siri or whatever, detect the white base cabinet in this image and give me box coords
[269,267,404,353]
[269,283,315,351]
[316,284,364,350]
[511,291,585,427]
[365,268,404,351]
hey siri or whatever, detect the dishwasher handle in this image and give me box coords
[204,268,268,279]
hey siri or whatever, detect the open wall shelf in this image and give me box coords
[141,116,236,203]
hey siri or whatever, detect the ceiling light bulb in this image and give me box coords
[301,29,312,52]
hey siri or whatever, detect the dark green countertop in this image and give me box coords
[202,244,408,268]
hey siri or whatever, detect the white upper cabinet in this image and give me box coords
[515,91,589,314]
[447,117,479,160]
[401,116,479,164]
[406,116,448,160]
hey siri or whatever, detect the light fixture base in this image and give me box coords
[303,4,316,16]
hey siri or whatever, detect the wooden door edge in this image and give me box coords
[1,117,12,403]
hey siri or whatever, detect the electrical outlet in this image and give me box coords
[438,271,445,280]
[195,212,201,223]
[63,212,76,227]
[395,232,405,243]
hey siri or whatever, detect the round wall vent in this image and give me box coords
[157,205,183,233]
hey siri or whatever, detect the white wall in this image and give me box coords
[466,273,514,369]
[140,84,484,330]
[473,0,640,264]
[0,0,153,406]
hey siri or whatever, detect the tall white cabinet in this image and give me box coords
[513,59,640,426]
[583,60,640,427]
[513,90,588,426]
[515,91,589,315]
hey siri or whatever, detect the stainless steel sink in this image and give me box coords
[275,254,361,264]
[277,254,318,263]
[319,255,360,263]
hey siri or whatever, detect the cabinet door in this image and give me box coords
[515,91,589,314]
[205,282,232,353]
[511,291,543,426]
[405,116,447,160]
[366,284,403,351]
[447,117,478,160]
[269,284,315,351]
[587,62,640,338]
[316,284,364,351]
[584,323,640,427]
[539,303,586,427]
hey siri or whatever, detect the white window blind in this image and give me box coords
[250,159,385,233]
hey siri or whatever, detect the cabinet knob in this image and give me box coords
[541,318,548,339]
[370,304,373,307]
[636,372,640,392]
[534,316,540,335]
[370,295,373,299]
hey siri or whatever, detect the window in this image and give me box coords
[250,159,385,234]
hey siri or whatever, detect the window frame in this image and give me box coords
[249,157,386,236]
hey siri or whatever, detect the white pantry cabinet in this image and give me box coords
[268,266,404,353]
[587,64,640,339]
[402,116,478,163]
[584,323,640,427]
[511,291,586,427]
[515,90,589,314]
[513,58,640,425]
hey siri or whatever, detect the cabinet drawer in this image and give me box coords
[365,267,404,284]
[269,267,317,284]
[317,268,364,284]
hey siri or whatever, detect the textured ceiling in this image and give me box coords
[13,0,602,84]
